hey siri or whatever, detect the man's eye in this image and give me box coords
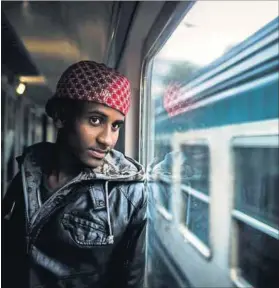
[89,117,101,125]
[112,123,120,130]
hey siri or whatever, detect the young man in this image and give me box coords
[3,61,147,288]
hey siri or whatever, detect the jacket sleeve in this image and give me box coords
[125,184,148,288]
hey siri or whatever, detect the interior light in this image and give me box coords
[19,76,46,84]
[16,83,26,95]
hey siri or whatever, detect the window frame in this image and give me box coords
[230,134,279,288]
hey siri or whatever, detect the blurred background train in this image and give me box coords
[1,1,279,288]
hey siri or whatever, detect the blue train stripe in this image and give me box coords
[155,75,278,135]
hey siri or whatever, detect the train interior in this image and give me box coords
[1,1,279,288]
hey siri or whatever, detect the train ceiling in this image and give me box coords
[2,1,138,106]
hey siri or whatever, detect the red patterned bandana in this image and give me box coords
[50,61,131,115]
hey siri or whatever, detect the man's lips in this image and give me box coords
[87,148,108,159]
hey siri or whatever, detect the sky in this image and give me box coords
[157,0,279,66]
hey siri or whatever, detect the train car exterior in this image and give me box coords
[141,3,279,288]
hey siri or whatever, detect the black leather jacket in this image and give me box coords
[3,143,147,288]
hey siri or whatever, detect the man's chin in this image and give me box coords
[83,157,104,169]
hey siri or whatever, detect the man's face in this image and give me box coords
[64,102,125,168]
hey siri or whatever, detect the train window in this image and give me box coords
[181,144,209,195]
[180,144,210,249]
[234,147,278,227]
[232,136,279,288]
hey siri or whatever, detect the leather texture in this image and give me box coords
[3,143,147,288]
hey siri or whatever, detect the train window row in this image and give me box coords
[148,133,279,287]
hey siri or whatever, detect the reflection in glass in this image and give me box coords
[151,143,173,178]
[152,152,173,177]
[154,143,171,162]
[144,0,278,286]
[181,145,210,195]
[148,180,172,212]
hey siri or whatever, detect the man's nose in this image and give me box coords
[97,125,113,148]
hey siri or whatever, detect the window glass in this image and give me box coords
[234,147,279,228]
[144,0,278,287]
[148,143,173,212]
[149,180,172,213]
[154,143,172,163]
[148,224,192,288]
[153,1,279,100]
[148,254,176,288]
[238,221,279,288]
[150,143,173,178]
[182,192,209,246]
[150,1,279,135]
